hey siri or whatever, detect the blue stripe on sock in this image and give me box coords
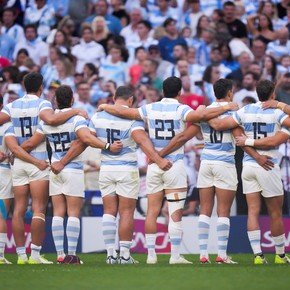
[104,239,115,245]
[67,226,80,233]
[52,226,63,231]
[198,234,209,239]
[199,222,210,228]
[218,236,228,242]
[217,224,229,231]
[102,222,116,227]
[67,237,79,242]
[103,230,116,235]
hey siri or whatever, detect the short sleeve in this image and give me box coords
[2,103,11,117]
[39,100,53,112]
[131,120,145,132]
[89,113,97,133]
[232,107,244,125]
[4,122,15,137]
[36,121,45,135]
[275,109,287,125]
[180,105,193,121]
[74,116,88,132]
[138,105,148,120]
[281,126,290,136]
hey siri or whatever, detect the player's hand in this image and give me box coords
[35,160,49,171]
[262,100,278,109]
[97,104,107,112]
[196,105,206,112]
[235,134,247,146]
[51,161,65,174]
[0,151,7,163]
[156,158,172,171]
[109,141,123,153]
[76,109,89,120]
[8,153,14,165]
[256,155,274,171]
[228,102,239,111]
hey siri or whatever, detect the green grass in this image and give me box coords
[1,254,290,290]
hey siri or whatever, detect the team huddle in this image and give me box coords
[0,72,289,265]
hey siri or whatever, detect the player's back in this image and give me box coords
[138,98,192,163]
[38,111,86,170]
[2,94,52,160]
[89,110,144,171]
[235,102,287,165]
[200,102,235,164]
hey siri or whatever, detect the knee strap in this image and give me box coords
[166,192,187,217]
[32,213,45,222]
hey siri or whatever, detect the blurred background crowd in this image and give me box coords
[0,0,290,218]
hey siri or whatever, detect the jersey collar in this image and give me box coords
[160,98,179,103]
[24,94,39,100]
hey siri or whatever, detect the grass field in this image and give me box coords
[1,254,290,290]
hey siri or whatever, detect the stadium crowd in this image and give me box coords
[0,0,290,215]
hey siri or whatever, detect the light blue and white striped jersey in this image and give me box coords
[0,122,13,169]
[138,98,193,163]
[37,109,88,171]
[89,110,145,171]
[200,102,235,165]
[233,102,288,166]
[1,94,52,160]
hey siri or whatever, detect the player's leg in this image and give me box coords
[198,187,214,263]
[51,195,66,262]
[118,195,137,263]
[215,188,237,264]
[12,185,29,263]
[66,196,83,257]
[29,179,51,264]
[102,194,118,263]
[0,199,12,264]
[145,191,164,263]
[264,196,290,263]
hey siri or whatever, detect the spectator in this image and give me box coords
[71,26,105,74]
[251,37,267,64]
[73,81,96,118]
[278,55,290,74]
[24,0,55,40]
[223,1,248,40]
[111,0,130,27]
[120,7,143,44]
[226,51,253,89]
[13,24,48,66]
[196,28,215,66]
[52,30,71,56]
[139,86,160,106]
[55,57,75,89]
[195,15,210,38]
[249,61,262,77]
[220,43,240,72]
[129,46,148,86]
[1,7,25,43]
[202,63,221,103]
[275,72,290,105]
[158,18,187,63]
[91,16,111,50]
[261,54,280,82]
[135,20,158,49]
[183,0,203,37]
[85,0,122,35]
[0,20,15,61]
[68,0,91,27]
[266,30,290,59]
[187,47,205,82]
[13,48,29,71]
[233,72,259,107]
[99,44,128,86]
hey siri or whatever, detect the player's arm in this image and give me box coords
[39,108,88,126]
[207,116,239,131]
[232,127,274,171]
[5,136,48,170]
[0,112,10,126]
[263,100,290,116]
[235,131,289,150]
[185,103,239,123]
[131,129,172,171]
[21,132,45,152]
[159,125,201,157]
[0,151,8,162]
[98,104,142,120]
[76,127,123,152]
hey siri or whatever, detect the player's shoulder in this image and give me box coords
[0,121,13,134]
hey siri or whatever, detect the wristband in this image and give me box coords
[277,102,286,112]
[245,139,255,147]
[104,143,110,150]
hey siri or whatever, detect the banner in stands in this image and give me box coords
[4,216,290,253]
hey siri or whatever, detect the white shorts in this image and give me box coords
[197,162,238,191]
[242,164,283,198]
[99,169,140,199]
[11,159,49,186]
[50,170,85,198]
[146,160,187,194]
[0,167,13,199]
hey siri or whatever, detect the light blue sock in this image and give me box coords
[66,217,80,256]
[217,217,230,259]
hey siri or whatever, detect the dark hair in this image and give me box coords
[202,64,219,83]
[223,1,235,8]
[163,17,176,28]
[244,71,260,82]
[115,86,135,102]
[17,48,29,57]
[257,13,273,32]
[137,20,152,30]
[24,24,37,33]
[220,43,233,62]
[2,66,19,83]
[23,72,43,93]
[55,85,73,109]
[213,79,233,99]
[256,79,275,101]
[174,43,189,53]
[3,7,16,15]
[263,54,278,81]
[135,46,146,56]
[77,81,90,89]
[163,77,182,98]
[84,63,98,76]
[0,94,3,106]
[196,15,209,38]
[81,26,93,35]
